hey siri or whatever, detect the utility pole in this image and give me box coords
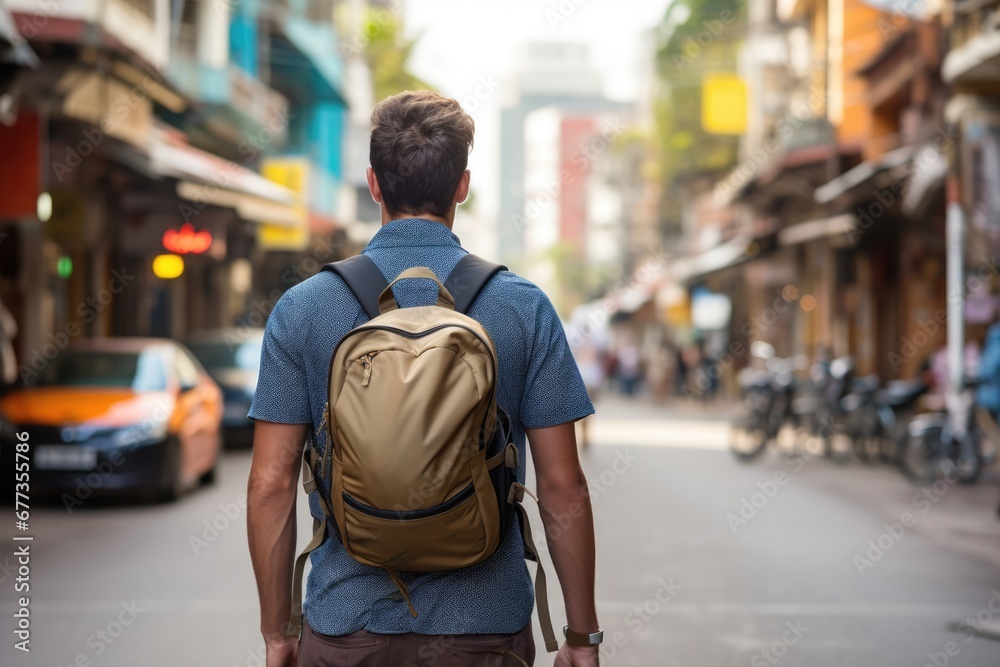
[945,156,965,437]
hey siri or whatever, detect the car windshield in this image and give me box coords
[187,337,261,373]
[32,349,168,391]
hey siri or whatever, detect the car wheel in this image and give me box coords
[199,447,219,487]
[155,437,184,503]
[198,466,217,487]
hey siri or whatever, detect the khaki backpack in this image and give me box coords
[288,254,558,652]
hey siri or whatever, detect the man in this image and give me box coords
[247,90,601,667]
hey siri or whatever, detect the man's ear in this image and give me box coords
[454,170,471,206]
[367,167,383,204]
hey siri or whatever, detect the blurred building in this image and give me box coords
[521,106,629,313]
[0,0,352,371]
[498,42,619,269]
[336,0,382,246]
[943,0,1000,341]
[665,0,953,387]
[815,13,950,380]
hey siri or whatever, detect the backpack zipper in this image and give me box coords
[359,352,379,387]
[342,482,476,520]
[342,324,496,373]
[333,323,498,449]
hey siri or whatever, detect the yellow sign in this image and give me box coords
[152,254,185,279]
[259,159,309,251]
[701,74,747,135]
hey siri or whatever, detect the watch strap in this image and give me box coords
[563,625,604,647]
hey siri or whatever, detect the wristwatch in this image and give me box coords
[563,625,604,647]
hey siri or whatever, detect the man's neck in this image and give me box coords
[380,211,454,230]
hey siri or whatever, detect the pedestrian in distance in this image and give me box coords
[247,91,602,667]
[573,337,606,450]
[616,341,642,397]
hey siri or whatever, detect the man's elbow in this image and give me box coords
[247,467,299,504]
[537,465,589,502]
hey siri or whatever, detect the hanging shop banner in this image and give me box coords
[701,74,748,136]
[259,158,309,251]
[0,113,39,220]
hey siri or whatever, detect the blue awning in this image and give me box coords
[268,16,346,105]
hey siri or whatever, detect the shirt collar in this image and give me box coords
[364,218,462,250]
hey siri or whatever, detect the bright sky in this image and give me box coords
[404,0,672,221]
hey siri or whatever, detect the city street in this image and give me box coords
[3,0,1000,664]
[5,398,1000,666]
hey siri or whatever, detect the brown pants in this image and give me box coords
[298,620,535,667]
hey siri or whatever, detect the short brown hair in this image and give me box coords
[369,91,475,219]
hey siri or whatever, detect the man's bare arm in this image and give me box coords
[527,422,599,636]
[247,420,309,647]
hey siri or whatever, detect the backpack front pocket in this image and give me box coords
[340,477,494,572]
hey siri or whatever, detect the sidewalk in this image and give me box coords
[586,394,738,450]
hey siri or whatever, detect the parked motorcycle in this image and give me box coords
[729,343,798,461]
[841,373,882,463]
[803,356,855,463]
[872,379,928,464]
[901,376,984,485]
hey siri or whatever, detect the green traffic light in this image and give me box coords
[57,256,73,279]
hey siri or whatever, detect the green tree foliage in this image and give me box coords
[543,242,615,316]
[655,0,746,182]
[360,9,436,101]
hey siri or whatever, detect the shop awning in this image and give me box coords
[714,124,841,208]
[267,15,347,105]
[777,214,855,247]
[575,284,654,321]
[713,166,756,207]
[902,143,948,215]
[943,30,1000,83]
[148,129,300,226]
[615,284,656,315]
[671,236,751,283]
[815,144,913,204]
[0,6,39,68]
[175,181,300,226]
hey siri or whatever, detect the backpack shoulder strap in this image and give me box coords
[321,254,388,320]
[443,253,507,315]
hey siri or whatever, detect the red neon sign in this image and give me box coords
[162,224,212,255]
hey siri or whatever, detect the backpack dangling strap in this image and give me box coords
[288,516,325,637]
[442,254,507,314]
[321,254,389,320]
[288,446,326,637]
[385,569,419,618]
[508,483,559,653]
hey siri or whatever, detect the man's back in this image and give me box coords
[248,91,600,667]
[249,217,594,636]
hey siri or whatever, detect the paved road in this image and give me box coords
[4,397,1000,666]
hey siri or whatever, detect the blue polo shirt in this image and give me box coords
[249,217,594,636]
